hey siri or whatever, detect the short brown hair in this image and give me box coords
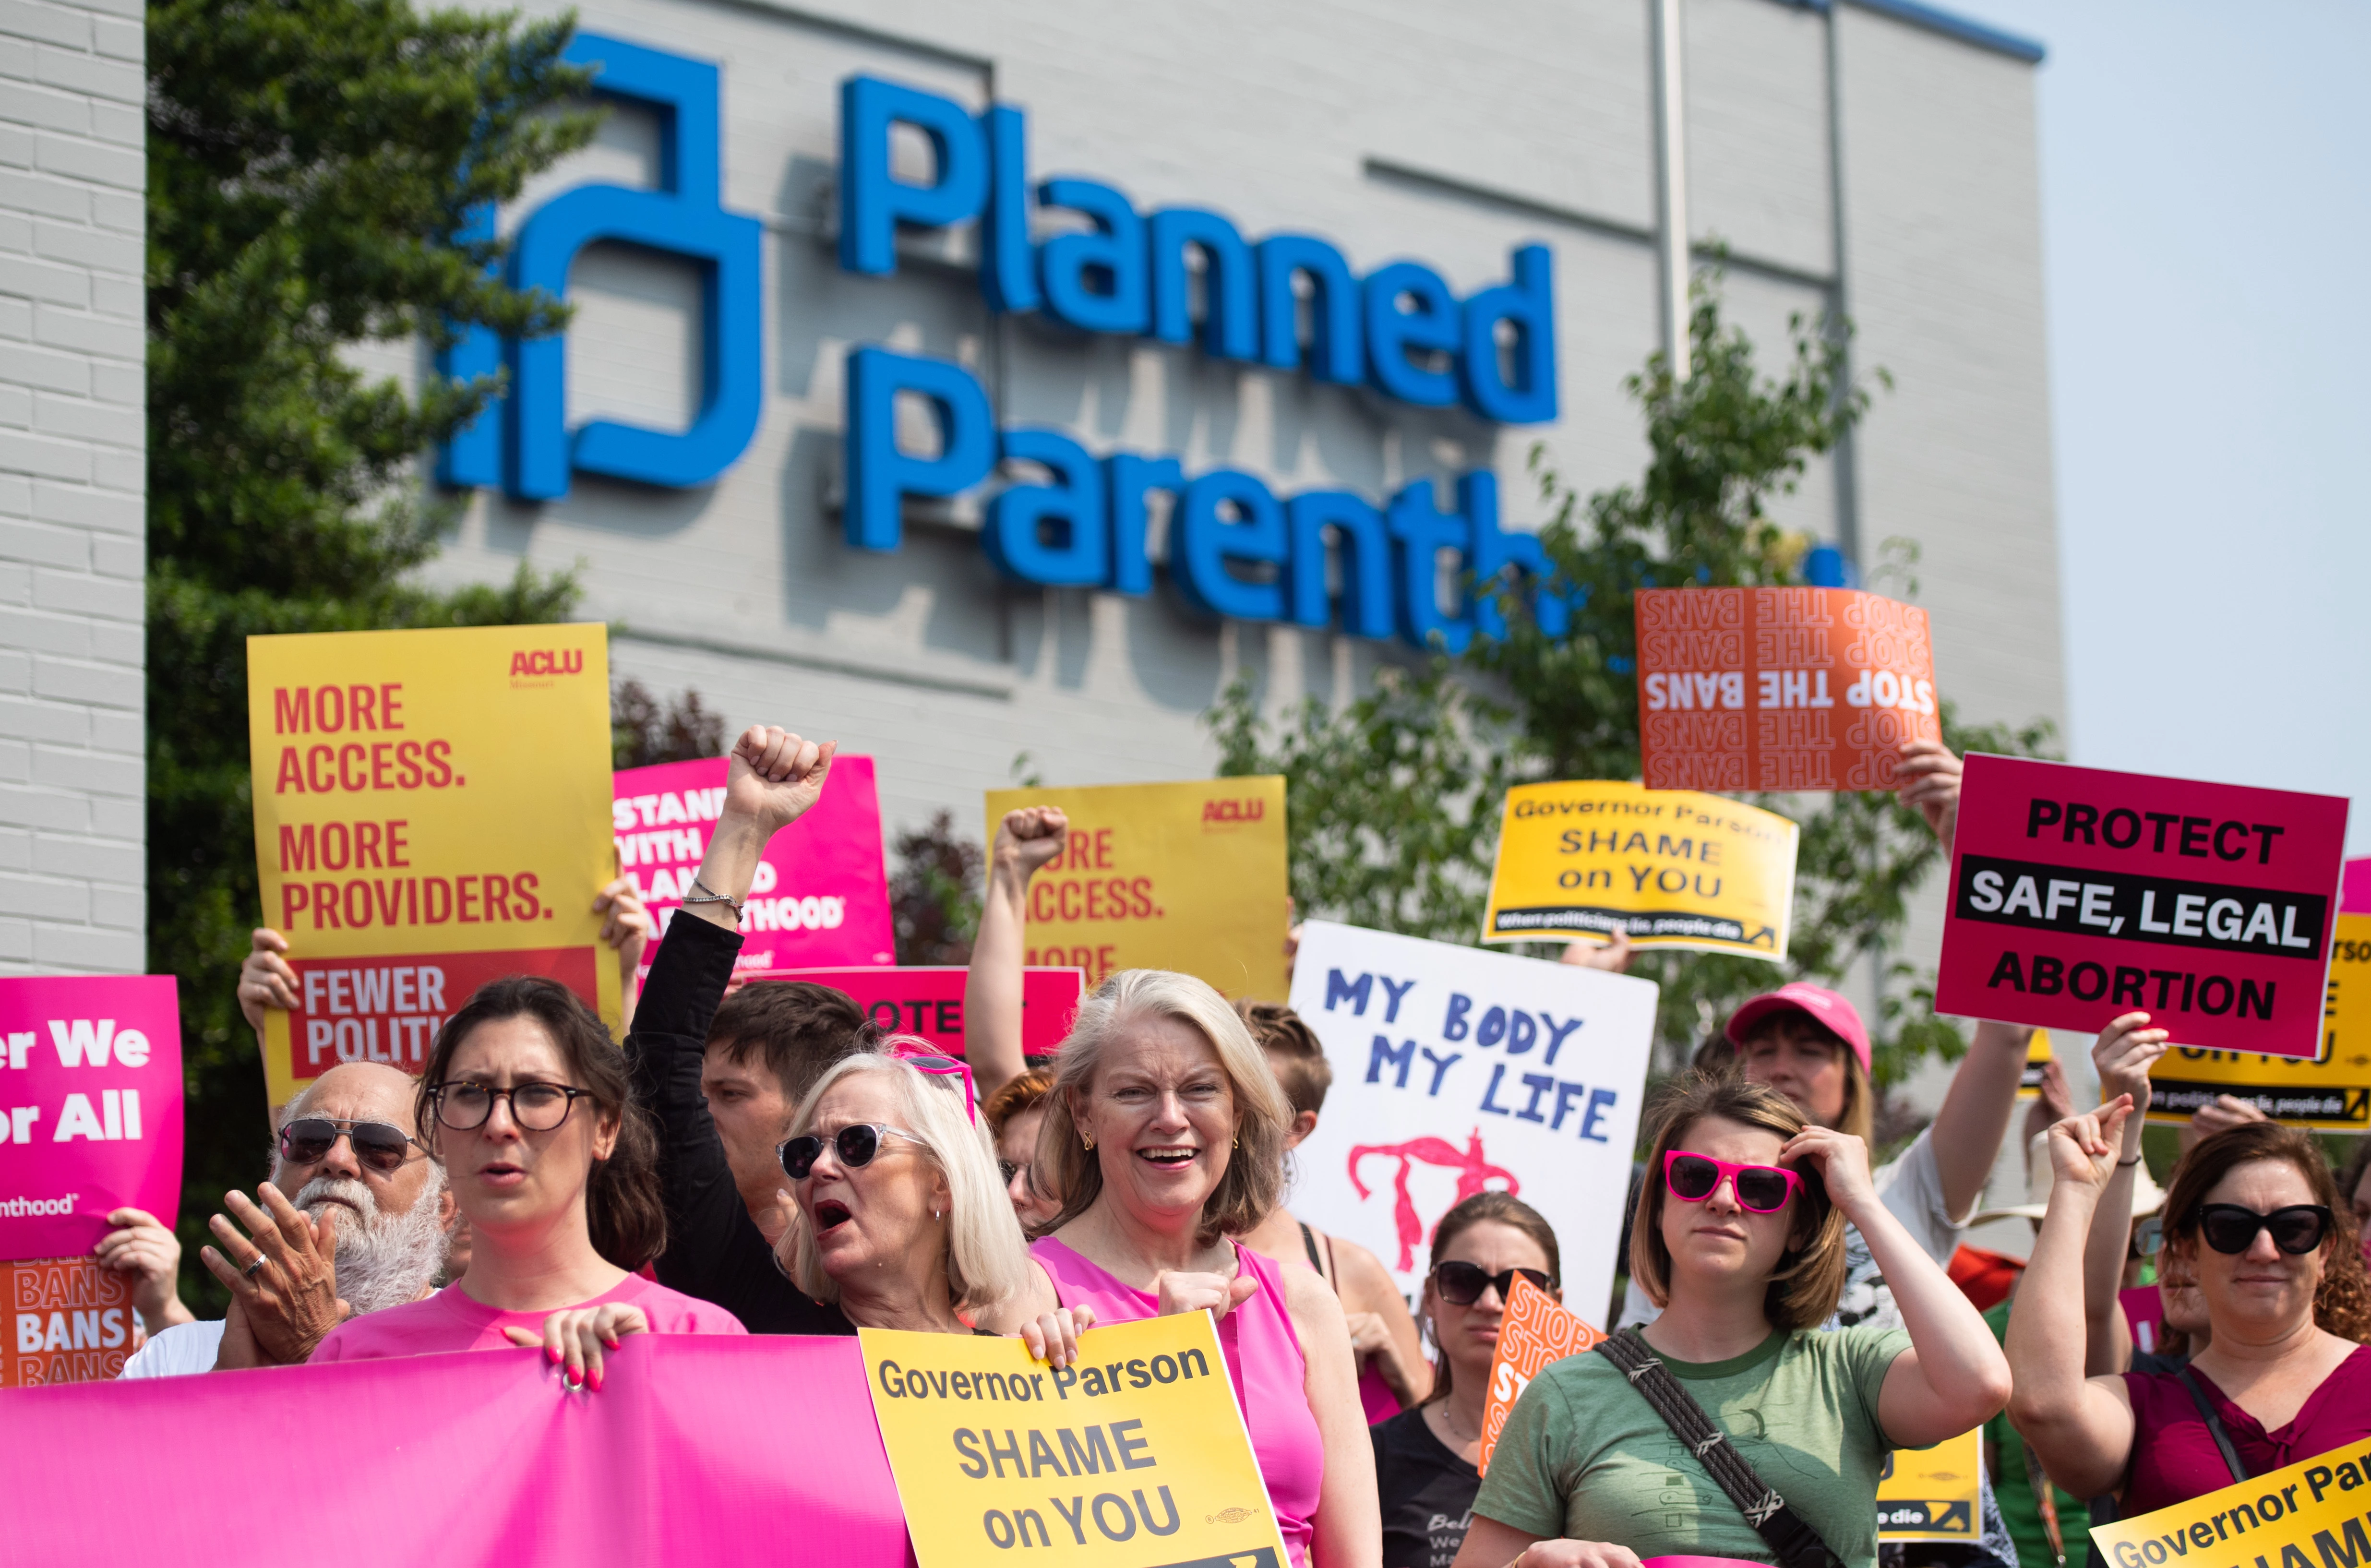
[983,1069,1054,1137]
[2164,1120,2371,1343]
[1628,1071,1846,1331]
[1238,998,1331,1116]
[708,981,864,1103]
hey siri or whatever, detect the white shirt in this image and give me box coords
[117,1318,227,1378]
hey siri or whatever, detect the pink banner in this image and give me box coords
[2346,857,2371,915]
[1,1336,909,1566]
[1935,755,2348,1057]
[0,975,181,1262]
[614,755,895,976]
[754,966,1085,1057]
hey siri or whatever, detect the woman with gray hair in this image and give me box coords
[1006,969,1380,1568]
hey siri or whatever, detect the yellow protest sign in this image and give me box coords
[1482,780,1798,961]
[2017,1029,2052,1100]
[1877,1429,1982,1543]
[246,625,619,1112]
[986,778,1288,998]
[860,1314,1291,1568]
[2090,1437,2371,1568]
[2143,913,2371,1130]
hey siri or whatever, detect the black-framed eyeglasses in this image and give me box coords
[278,1117,420,1175]
[2194,1203,2333,1256]
[1431,1261,1553,1306]
[779,1122,925,1180]
[430,1081,593,1132]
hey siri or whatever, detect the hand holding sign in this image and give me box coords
[1895,737,1964,847]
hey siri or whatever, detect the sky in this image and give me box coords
[1948,0,2371,853]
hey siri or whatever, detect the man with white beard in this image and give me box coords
[120,1061,454,1376]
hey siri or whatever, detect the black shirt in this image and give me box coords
[625,911,853,1336]
[1371,1405,1480,1568]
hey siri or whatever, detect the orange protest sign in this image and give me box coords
[1636,587,1940,792]
[1476,1274,1605,1475]
[2,1257,144,1385]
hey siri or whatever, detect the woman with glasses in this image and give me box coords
[1370,1193,1559,1568]
[1457,1073,2010,1568]
[2008,1112,2371,1515]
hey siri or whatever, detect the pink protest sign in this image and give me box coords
[1935,754,2348,1057]
[0,975,182,1262]
[614,754,895,976]
[0,1335,910,1567]
[2346,858,2371,914]
[752,966,1086,1057]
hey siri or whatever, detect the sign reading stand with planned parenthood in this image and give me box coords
[1935,755,2348,1059]
[1286,921,1658,1317]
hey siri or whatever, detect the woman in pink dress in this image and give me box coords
[1008,969,1380,1568]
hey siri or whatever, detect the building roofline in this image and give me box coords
[1825,0,2047,65]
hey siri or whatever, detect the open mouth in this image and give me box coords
[814,1199,852,1231]
[1136,1146,1198,1170]
[479,1161,524,1183]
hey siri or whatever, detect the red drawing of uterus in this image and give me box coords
[1349,1131,1520,1271]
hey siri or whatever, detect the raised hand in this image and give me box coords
[994,806,1069,878]
[1895,738,1964,848]
[197,1183,348,1365]
[2045,1095,2134,1199]
[1559,927,1632,973]
[237,928,298,1034]
[1781,1124,1879,1216]
[2092,1012,2169,1118]
[723,725,835,838]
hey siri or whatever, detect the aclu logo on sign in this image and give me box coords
[1201,797,1267,828]
[509,647,587,679]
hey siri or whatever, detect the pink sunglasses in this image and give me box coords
[886,1039,977,1124]
[1662,1150,1803,1214]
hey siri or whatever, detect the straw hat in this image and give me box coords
[1974,1129,2166,1225]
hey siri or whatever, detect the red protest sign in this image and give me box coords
[1635,587,1940,792]
[1935,755,2348,1057]
[748,967,1085,1058]
[2,1257,145,1384]
[279,945,594,1081]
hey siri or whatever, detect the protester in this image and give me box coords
[1237,996,1430,1415]
[985,1068,1063,1231]
[696,979,866,1243]
[121,1061,453,1376]
[1372,1193,1560,1568]
[1459,1072,2012,1568]
[1011,968,1382,1568]
[2008,1112,2371,1513]
[92,1207,193,1340]
[962,803,1070,1104]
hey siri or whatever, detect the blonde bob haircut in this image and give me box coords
[1036,970,1293,1246]
[773,1042,1030,1315]
[1629,1070,1848,1332]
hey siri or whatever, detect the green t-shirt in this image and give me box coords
[1473,1325,1912,1568]
[1982,1297,2088,1568]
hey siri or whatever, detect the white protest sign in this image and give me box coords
[1286,920,1659,1318]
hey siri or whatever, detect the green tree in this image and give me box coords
[1213,281,2053,1093]
[147,0,597,1305]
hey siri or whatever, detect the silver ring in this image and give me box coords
[244,1253,268,1280]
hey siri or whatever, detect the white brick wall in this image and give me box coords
[0,0,147,975]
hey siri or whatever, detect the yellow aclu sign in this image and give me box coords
[860,1313,1289,1568]
[1483,780,1798,962]
[1878,1428,1982,1542]
[2091,1438,2371,1568]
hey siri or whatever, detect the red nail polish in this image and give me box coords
[547,1345,562,1365]
[588,1371,602,1391]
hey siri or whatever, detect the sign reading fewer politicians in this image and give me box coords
[752,967,1085,1058]
[1287,921,1658,1316]
[1483,780,1797,961]
[1635,587,1940,792]
[247,625,620,1111]
[1936,754,2348,1058]
[985,778,1288,998]
[614,754,896,977]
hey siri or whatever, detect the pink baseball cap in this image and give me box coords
[1724,982,1871,1075]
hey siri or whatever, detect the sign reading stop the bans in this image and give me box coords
[1476,1275,1604,1475]
[246,625,620,1112]
[860,1314,1288,1568]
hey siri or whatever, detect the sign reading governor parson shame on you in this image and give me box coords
[1935,755,2348,1058]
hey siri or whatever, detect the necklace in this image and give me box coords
[1434,1400,1481,1446]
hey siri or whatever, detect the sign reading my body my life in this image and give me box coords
[985,778,1288,997]
[751,967,1085,1058]
[614,754,896,977]
[1935,755,2349,1058]
[1483,780,1798,960]
[862,1314,1291,1568]
[247,625,621,1111]
[1636,587,1940,792]
[0,976,181,1264]
[1286,921,1658,1317]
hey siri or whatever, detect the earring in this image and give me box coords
[932,1207,941,1221]
[1083,1134,1096,1151]
[1232,1133,1239,1149]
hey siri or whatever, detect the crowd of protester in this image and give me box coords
[84,723,2371,1568]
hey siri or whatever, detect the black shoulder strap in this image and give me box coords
[1596,1332,1844,1568]
[2175,1369,2249,1484]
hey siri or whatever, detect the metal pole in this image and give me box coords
[1652,0,1690,382]
[1823,3,1864,570]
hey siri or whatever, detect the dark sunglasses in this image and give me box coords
[2195,1203,2333,1256]
[1431,1261,1553,1306]
[779,1122,924,1180]
[278,1116,419,1174]
[1664,1150,1803,1214]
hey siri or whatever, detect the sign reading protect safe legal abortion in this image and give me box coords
[1636,587,1940,792]
[0,976,182,1263]
[1483,781,1797,960]
[1935,755,2348,1058]
[861,1314,1290,1568]
[247,625,620,1110]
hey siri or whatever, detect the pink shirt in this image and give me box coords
[2122,1345,2371,1513]
[311,1273,746,1362]
[1032,1236,1324,1567]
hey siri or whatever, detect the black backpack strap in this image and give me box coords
[2175,1369,2249,1484]
[1596,1332,1844,1568]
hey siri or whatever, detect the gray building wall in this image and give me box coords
[0,0,147,975]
